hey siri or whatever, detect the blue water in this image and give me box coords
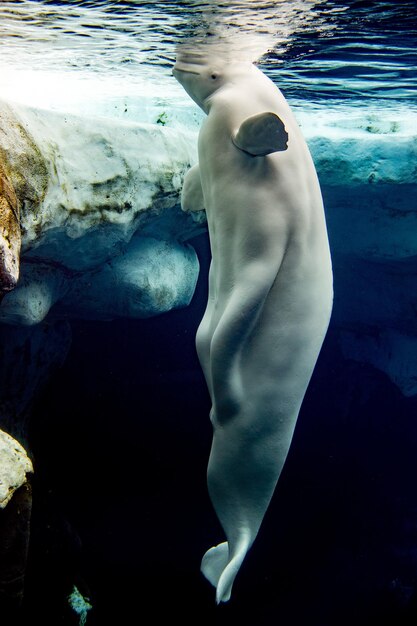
[0,0,416,107]
[1,2,417,625]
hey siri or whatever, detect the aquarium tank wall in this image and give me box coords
[0,1,416,625]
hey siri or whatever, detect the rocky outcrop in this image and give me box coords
[0,101,50,297]
[0,429,32,509]
[0,166,20,294]
[304,115,417,396]
[0,100,202,325]
[0,430,33,612]
[0,98,417,398]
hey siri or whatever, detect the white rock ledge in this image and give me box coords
[0,100,202,324]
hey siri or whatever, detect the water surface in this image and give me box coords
[0,0,416,111]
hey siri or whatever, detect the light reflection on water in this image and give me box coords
[0,1,321,74]
[0,0,416,109]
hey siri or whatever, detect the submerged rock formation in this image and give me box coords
[0,96,416,398]
[0,99,202,324]
[0,166,20,294]
[305,114,417,396]
[0,101,49,297]
[0,429,33,509]
[0,430,33,613]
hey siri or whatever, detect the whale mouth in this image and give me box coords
[172,66,200,76]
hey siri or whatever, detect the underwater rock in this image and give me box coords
[0,100,49,296]
[0,99,201,325]
[0,262,67,327]
[306,125,417,396]
[0,95,416,396]
[55,236,198,320]
[0,429,33,509]
[0,321,72,441]
[0,237,199,324]
[0,166,20,294]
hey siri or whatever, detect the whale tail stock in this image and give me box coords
[200,394,301,604]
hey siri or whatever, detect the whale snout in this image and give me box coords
[173,66,200,76]
[173,48,206,77]
[173,59,200,76]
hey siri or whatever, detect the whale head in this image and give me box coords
[173,47,249,113]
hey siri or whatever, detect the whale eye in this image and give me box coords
[211,73,218,80]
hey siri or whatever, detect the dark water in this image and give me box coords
[25,236,417,626]
[0,1,416,625]
[264,0,417,104]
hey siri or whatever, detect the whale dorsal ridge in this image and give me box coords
[232,111,289,156]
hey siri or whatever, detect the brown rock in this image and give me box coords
[0,101,49,297]
[0,165,20,293]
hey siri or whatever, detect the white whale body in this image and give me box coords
[173,46,333,603]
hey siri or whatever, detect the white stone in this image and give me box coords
[0,429,33,509]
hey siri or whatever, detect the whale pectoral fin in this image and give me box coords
[181,163,205,213]
[232,112,288,156]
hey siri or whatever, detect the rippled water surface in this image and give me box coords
[0,0,416,109]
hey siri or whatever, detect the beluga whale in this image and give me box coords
[173,44,333,604]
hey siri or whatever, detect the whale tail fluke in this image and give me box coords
[201,533,251,604]
[201,542,228,593]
